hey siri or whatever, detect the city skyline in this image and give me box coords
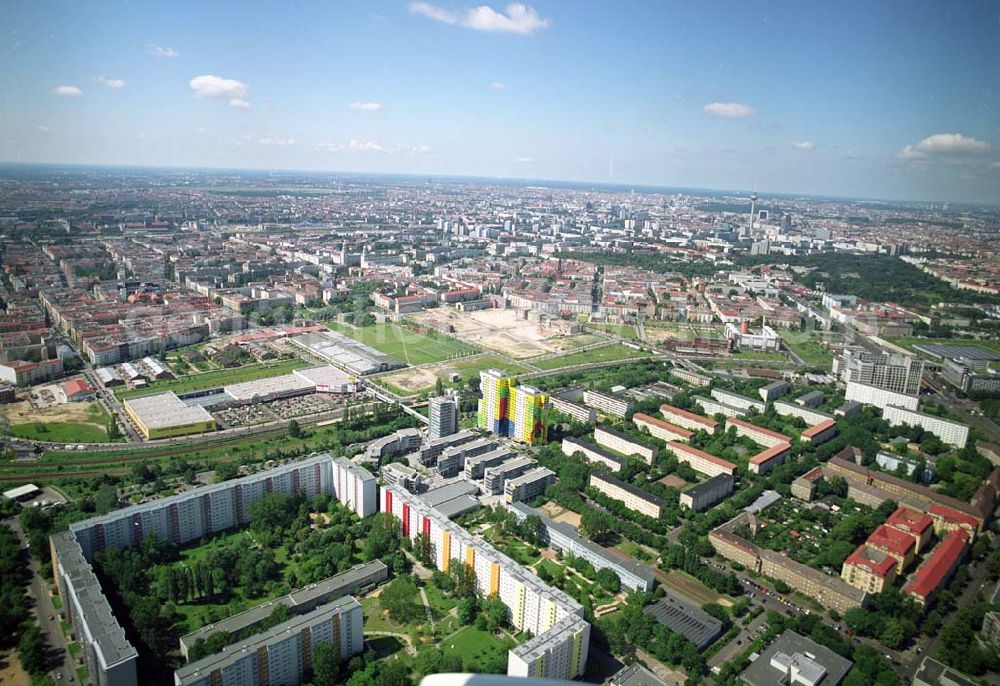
[2,0,999,203]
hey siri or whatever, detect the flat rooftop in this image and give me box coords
[124,391,215,429]
[643,590,723,650]
[740,629,852,686]
[175,596,361,684]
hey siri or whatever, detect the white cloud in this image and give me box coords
[318,140,387,153]
[514,156,534,163]
[408,2,550,35]
[488,81,507,89]
[348,140,385,152]
[898,133,992,160]
[97,76,125,89]
[408,1,458,23]
[258,136,295,146]
[349,101,383,111]
[148,45,179,58]
[792,141,814,151]
[37,125,50,132]
[190,75,251,108]
[53,85,83,97]
[704,102,755,118]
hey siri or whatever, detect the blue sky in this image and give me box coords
[2,1,998,202]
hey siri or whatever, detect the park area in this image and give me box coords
[5,400,116,443]
[115,358,309,400]
[326,321,478,365]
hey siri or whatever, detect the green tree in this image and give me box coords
[312,642,342,686]
[595,568,621,593]
[288,419,302,438]
[457,596,479,625]
[380,576,419,623]
[18,624,47,674]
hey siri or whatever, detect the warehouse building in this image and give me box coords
[124,391,217,440]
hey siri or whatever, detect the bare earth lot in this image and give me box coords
[657,474,689,489]
[541,501,583,528]
[413,308,604,359]
[6,398,102,426]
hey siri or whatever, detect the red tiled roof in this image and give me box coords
[844,545,896,578]
[749,442,792,466]
[727,417,791,442]
[866,524,915,557]
[904,530,969,599]
[633,413,694,439]
[802,418,838,438]
[667,441,737,471]
[928,504,980,530]
[885,506,932,536]
[62,379,94,396]
[660,403,718,428]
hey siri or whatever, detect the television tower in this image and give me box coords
[748,188,757,235]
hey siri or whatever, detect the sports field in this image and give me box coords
[326,322,478,365]
[532,344,648,371]
[116,358,309,400]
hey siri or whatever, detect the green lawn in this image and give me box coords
[441,626,511,667]
[327,322,478,365]
[532,344,648,371]
[116,358,308,400]
[9,421,111,443]
[779,332,835,367]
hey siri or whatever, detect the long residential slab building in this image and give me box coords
[49,453,378,686]
[381,484,590,680]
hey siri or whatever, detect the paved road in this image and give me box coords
[707,609,768,670]
[9,518,77,684]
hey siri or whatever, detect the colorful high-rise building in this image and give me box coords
[477,369,547,444]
